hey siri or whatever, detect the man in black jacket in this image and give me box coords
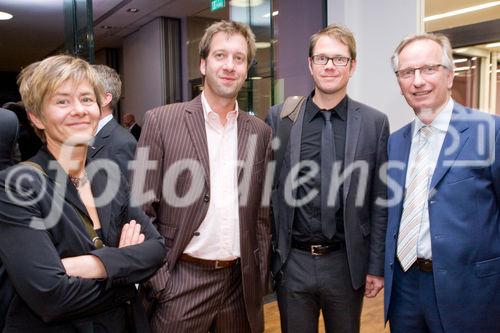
[266,24,389,333]
[88,65,137,180]
[0,108,18,171]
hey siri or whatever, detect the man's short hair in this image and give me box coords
[391,33,455,72]
[199,20,256,67]
[309,24,357,60]
[17,54,104,142]
[92,64,122,110]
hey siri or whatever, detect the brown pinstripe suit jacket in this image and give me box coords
[133,95,272,332]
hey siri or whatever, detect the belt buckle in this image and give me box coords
[310,245,322,256]
[214,260,225,269]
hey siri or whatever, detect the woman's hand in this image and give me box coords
[61,255,107,279]
[119,220,145,248]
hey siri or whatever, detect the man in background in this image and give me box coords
[122,112,142,141]
[0,108,18,171]
[88,64,137,179]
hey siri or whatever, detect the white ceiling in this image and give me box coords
[0,0,498,72]
[0,0,212,71]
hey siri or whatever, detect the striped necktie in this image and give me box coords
[397,126,433,271]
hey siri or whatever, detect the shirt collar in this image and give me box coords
[201,91,239,126]
[96,114,113,134]
[306,90,348,123]
[412,97,453,137]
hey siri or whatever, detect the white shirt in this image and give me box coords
[96,114,113,134]
[405,98,454,259]
[183,92,240,260]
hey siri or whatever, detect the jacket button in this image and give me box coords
[193,231,200,236]
[393,233,397,239]
[204,194,210,202]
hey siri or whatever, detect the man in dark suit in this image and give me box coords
[123,113,142,141]
[88,65,137,179]
[0,108,18,171]
[384,33,500,333]
[132,20,272,333]
[266,24,389,333]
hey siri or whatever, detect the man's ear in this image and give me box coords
[28,112,45,130]
[200,58,206,76]
[349,58,357,77]
[308,57,314,76]
[102,92,113,108]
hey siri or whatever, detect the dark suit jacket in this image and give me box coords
[130,123,142,142]
[133,95,272,333]
[89,118,137,179]
[0,148,166,332]
[0,109,18,171]
[384,102,500,332]
[266,96,389,290]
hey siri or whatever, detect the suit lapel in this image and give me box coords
[429,105,470,192]
[289,101,307,176]
[88,165,112,237]
[237,112,251,181]
[89,119,116,158]
[343,98,362,199]
[184,96,210,186]
[392,124,413,220]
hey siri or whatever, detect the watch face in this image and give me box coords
[92,236,105,249]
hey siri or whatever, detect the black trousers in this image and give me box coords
[276,247,364,333]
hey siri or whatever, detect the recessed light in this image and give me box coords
[486,42,500,48]
[101,25,112,29]
[230,0,263,8]
[424,1,500,22]
[127,8,140,13]
[0,11,13,20]
[255,42,271,49]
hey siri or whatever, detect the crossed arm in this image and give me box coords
[61,220,146,279]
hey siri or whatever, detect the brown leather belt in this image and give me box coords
[413,258,433,272]
[180,254,238,269]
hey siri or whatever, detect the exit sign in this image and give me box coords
[211,0,225,11]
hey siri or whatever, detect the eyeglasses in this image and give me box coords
[311,55,351,66]
[395,64,448,79]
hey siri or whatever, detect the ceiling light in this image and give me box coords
[0,11,13,20]
[250,76,263,80]
[255,42,271,49]
[230,0,264,7]
[424,1,500,22]
[454,66,471,72]
[486,42,500,48]
[262,11,279,18]
[127,8,140,13]
[101,25,112,29]
[453,58,468,64]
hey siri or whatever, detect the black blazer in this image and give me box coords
[266,96,389,290]
[129,123,142,142]
[88,118,137,179]
[0,148,166,332]
[0,109,18,171]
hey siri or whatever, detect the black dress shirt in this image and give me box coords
[292,92,347,244]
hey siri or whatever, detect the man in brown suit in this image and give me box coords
[132,20,272,333]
